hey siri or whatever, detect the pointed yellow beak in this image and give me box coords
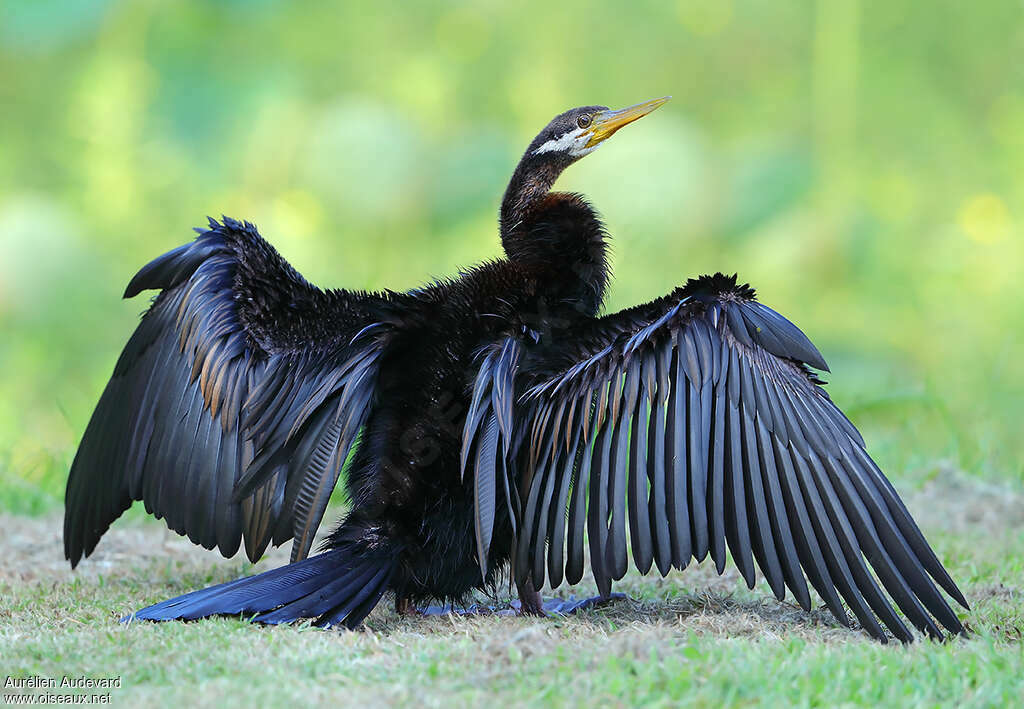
[585,96,671,148]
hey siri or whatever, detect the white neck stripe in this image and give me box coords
[532,127,597,157]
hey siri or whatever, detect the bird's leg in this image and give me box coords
[518,584,630,615]
[516,578,546,616]
[515,576,631,616]
[544,592,627,614]
[395,595,419,616]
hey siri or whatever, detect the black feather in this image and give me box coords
[68,110,966,644]
[567,393,599,586]
[666,344,691,569]
[548,419,582,588]
[771,441,849,624]
[707,377,728,573]
[688,380,711,562]
[648,346,672,577]
[724,399,756,587]
[628,356,653,574]
[754,419,810,610]
[588,382,615,597]
[606,363,637,580]
[740,403,787,600]
[474,415,499,578]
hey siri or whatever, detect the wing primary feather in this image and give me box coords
[588,386,615,597]
[520,401,552,520]
[628,357,653,575]
[823,398,866,447]
[740,401,786,600]
[794,389,848,458]
[183,409,217,548]
[666,343,691,569]
[828,452,955,637]
[648,347,672,576]
[215,428,243,558]
[688,378,711,562]
[152,367,197,526]
[522,421,557,587]
[804,450,911,642]
[138,356,178,512]
[754,417,810,610]
[769,376,809,456]
[851,445,968,608]
[125,327,177,495]
[781,384,838,458]
[196,408,227,550]
[748,353,778,435]
[567,392,599,585]
[548,420,582,588]
[789,452,882,637]
[724,399,755,587]
[497,443,518,539]
[69,376,127,563]
[772,440,849,624]
[606,363,637,580]
[526,398,554,483]
[707,374,727,573]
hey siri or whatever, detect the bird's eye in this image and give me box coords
[577,114,592,129]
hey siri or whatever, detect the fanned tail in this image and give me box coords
[127,545,395,629]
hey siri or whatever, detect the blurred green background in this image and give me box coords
[1,0,1021,514]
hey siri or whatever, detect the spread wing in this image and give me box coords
[464,273,968,642]
[65,217,397,567]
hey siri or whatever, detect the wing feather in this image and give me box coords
[627,357,653,574]
[65,218,391,567]
[547,415,581,588]
[500,273,967,641]
[649,347,672,576]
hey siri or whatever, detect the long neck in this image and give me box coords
[499,156,566,243]
[498,155,610,316]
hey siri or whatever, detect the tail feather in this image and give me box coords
[255,563,381,624]
[128,547,394,629]
[327,570,392,627]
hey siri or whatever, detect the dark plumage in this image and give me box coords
[64,98,968,641]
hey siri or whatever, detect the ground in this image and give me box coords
[2,466,1023,708]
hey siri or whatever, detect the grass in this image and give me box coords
[3,467,1023,708]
